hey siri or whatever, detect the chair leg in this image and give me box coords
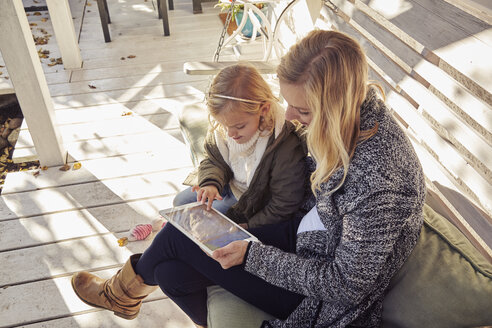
[157,0,162,19]
[96,0,111,42]
[192,0,202,14]
[168,0,174,11]
[159,0,170,36]
[103,0,111,23]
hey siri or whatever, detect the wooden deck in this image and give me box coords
[0,0,491,327]
[0,0,238,326]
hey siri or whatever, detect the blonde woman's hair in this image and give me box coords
[277,30,378,194]
[206,63,276,136]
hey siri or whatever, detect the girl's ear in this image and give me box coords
[260,102,271,116]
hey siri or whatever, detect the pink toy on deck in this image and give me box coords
[117,217,166,246]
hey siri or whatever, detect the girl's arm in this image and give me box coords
[244,192,423,305]
[247,135,308,228]
[197,133,233,193]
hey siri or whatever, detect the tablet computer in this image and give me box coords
[159,202,258,255]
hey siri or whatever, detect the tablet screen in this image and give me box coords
[161,203,253,252]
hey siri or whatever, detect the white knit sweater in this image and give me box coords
[214,104,286,199]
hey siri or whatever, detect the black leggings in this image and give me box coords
[135,218,305,326]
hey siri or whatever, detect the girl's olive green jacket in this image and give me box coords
[198,120,308,228]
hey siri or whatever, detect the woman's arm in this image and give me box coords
[244,192,423,305]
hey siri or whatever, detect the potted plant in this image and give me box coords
[215,1,268,38]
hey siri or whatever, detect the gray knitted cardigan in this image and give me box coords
[244,88,426,327]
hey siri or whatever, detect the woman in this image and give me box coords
[72,30,425,327]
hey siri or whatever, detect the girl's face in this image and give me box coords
[216,107,264,144]
[279,80,312,126]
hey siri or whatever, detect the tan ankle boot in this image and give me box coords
[71,254,157,319]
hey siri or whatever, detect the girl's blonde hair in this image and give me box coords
[206,63,276,135]
[277,30,378,194]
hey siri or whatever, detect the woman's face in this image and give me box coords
[279,80,312,126]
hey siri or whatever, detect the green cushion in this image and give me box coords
[207,285,274,328]
[382,204,492,327]
[178,103,209,168]
[207,204,492,328]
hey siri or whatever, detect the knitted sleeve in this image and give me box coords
[244,190,423,305]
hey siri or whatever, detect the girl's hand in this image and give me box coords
[192,185,223,210]
[212,240,249,269]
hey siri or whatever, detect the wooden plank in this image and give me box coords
[15,112,180,149]
[384,89,492,214]
[70,60,195,82]
[81,44,227,70]
[19,298,194,328]
[51,96,205,121]
[323,4,492,181]
[47,71,205,97]
[0,268,194,328]
[46,0,82,68]
[0,167,192,220]
[184,60,278,75]
[13,128,187,160]
[0,0,66,167]
[348,0,492,105]
[439,0,492,26]
[0,195,175,251]
[50,80,208,109]
[4,151,192,194]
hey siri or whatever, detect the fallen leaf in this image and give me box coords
[127,55,136,59]
[87,9,91,12]
[120,57,126,60]
[41,166,48,170]
[33,170,40,177]
[121,111,133,116]
[26,13,31,16]
[33,12,42,16]
[0,72,2,76]
[72,162,82,170]
[88,84,97,89]
[59,164,71,171]
[4,77,9,80]
[118,237,128,247]
[41,18,48,22]
[87,2,92,5]
[29,23,37,26]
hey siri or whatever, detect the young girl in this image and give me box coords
[173,63,308,228]
[70,64,309,324]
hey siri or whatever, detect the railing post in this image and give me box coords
[45,0,83,68]
[0,0,66,167]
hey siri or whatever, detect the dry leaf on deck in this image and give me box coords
[73,162,82,170]
[29,23,37,26]
[120,57,126,60]
[121,111,133,116]
[33,12,42,16]
[88,84,97,89]
[59,164,71,171]
[33,170,40,177]
[118,237,128,247]
[87,2,92,5]
[41,18,48,22]
[41,166,48,171]
[127,55,136,59]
